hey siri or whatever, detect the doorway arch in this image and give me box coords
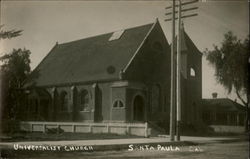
[133,95,145,122]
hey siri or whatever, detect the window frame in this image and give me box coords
[79,89,90,112]
[60,91,68,112]
[112,99,125,109]
[151,84,162,112]
[190,67,196,77]
[29,99,38,113]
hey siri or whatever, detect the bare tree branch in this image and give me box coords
[0,25,23,40]
[235,89,247,106]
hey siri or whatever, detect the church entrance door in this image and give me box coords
[133,95,145,122]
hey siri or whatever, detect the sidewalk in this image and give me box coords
[0,136,238,151]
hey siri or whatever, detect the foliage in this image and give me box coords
[0,25,22,40]
[0,48,31,120]
[205,31,249,106]
[0,48,31,88]
[205,31,249,131]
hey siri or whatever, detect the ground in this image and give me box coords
[1,137,248,159]
[1,132,141,142]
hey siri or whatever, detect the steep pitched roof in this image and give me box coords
[182,30,202,56]
[172,26,202,55]
[202,98,246,112]
[31,22,156,87]
[171,27,202,79]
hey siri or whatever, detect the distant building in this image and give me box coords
[22,20,202,132]
[202,93,246,133]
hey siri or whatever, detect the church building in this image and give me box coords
[22,19,202,133]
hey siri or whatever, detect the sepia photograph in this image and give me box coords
[0,0,249,158]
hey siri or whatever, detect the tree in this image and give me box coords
[0,25,28,133]
[0,25,22,40]
[205,31,249,130]
[0,48,31,122]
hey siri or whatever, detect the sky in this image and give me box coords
[0,0,249,102]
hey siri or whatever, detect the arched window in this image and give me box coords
[79,90,89,111]
[113,100,124,108]
[190,67,196,77]
[60,91,68,111]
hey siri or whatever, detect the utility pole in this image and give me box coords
[165,0,198,141]
[176,0,182,141]
[168,0,176,142]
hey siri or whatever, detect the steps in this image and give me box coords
[147,121,167,137]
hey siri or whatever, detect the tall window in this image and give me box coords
[151,84,161,112]
[79,90,89,111]
[60,91,68,111]
[29,99,38,113]
[190,67,196,77]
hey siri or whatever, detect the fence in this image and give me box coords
[20,121,150,137]
[209,125,245,133]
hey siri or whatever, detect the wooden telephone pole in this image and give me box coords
[169,0,176,142]
[165,0,198,141]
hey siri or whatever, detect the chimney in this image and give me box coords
[212,92,218,99]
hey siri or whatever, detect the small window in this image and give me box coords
[113,100,124,108]
[107,65,116,74]
[60,91,68,111]
[79,90,89,111]
[119,101,124,107]
[109,30,125,41]
[190,68,196,77]
[113,101,119,108]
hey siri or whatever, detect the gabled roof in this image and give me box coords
[202,98,246,112]
[176,26,202,56]
[182,30,202,56]
[171,26,202,57]
[30,21,157,87]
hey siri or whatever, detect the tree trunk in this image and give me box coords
[246,94,249,132]
[235,90,249,132]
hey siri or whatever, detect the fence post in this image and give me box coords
[107,124,110,133]
[57,124,59,134]
[72,125,75,133]
[145,122,148,138]
[89,124,92,133]
[126,124,130,135]
[43,124,46,133]
[31,123,33,132]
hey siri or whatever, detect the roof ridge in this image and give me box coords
[31,20,158,86]
[123,19,158,72]
[58,22,155,46]
[183,31,202,56]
